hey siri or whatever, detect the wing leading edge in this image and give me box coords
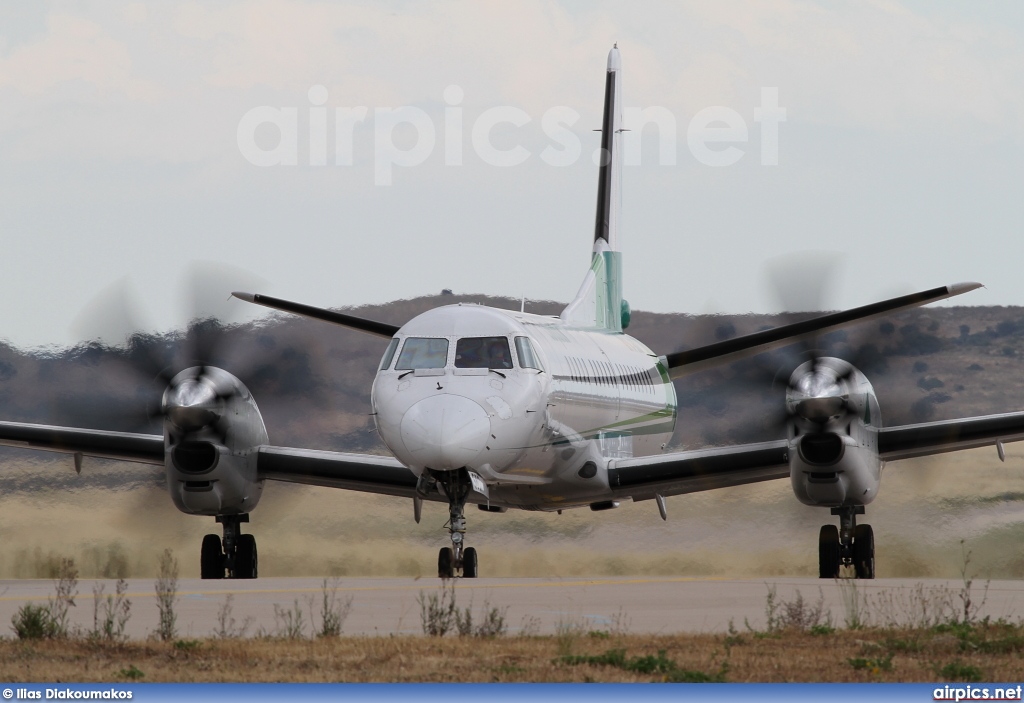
[607,439,791,500]
[604,410,1024,504]
[663,283,981,378]
[256,446,419,499]
[0,420,423,498]
[0,420,163,465]
[879,411,1024,461]
[231,293,400,339]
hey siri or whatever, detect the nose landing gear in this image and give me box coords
[201,514,258,579]
[819,506,874,579]
[433,469,479,579]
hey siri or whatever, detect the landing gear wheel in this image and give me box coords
[236,534,258,579]
[432,469,472,580]
[438,547,454,579]
[818,525,840,578]
[853,524,875,579]
[463,547,478,578]
[201,534,223,580]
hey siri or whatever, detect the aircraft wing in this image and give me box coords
[663,283,980,378]
[0,420,164,465]
[607,439,790,500]
[231,292,400,338]
[879,411,1024,461]
[0,420,425,500]
[256,446,420,499]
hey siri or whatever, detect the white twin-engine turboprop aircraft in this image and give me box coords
[3,46,1024,581]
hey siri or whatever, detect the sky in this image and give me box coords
[2,1,1024,349]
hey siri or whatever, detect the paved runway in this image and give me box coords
[1,577,1023,639]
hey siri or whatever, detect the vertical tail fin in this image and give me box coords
[594,44,622,251]
[562,45,626,331]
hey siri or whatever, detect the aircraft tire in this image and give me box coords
[200,534,223,580]
[818,525,840,579]
[463,547,478,578]
[236,534,258,579]
[853,524,875,579]
[438,547,454,579]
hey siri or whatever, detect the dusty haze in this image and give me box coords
[0,447,1020,580]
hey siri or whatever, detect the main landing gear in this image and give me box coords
[201,514,258,579]
[818,506,874,579]
[432,469,479,579]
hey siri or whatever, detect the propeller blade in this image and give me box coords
[64,263,330,438]
[179,261,269,375]
[71,278,176,385]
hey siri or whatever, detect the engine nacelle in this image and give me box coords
[163,367,268,516]
[786,357,882,509]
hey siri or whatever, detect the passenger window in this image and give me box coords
[514,337,543,371]
[455,337,513,369]
[379,338,399,370]
[395,338,449,370]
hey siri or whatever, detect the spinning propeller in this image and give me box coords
[60,263,281,439]
[747,253,902,434]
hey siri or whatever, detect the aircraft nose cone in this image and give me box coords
[400,394,490,470]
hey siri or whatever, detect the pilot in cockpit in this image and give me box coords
[487,340,511,369]
[455,337,514,369]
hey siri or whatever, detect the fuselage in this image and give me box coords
[371,304,676,509]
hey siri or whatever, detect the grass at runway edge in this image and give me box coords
[1,624,1023,683]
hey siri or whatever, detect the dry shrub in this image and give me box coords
[91,578,131,642]
[762,586,831,633]
[272,600,306,639]
[417,583,457,637]
[214,595,252,639]
[49,557,78,638]
[316,578,353,638]
[154,549,178,642]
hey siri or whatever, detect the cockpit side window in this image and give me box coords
[514,336,543,371]
[455,336,513,369]
[395,337,449,370]
[379,338,400,370]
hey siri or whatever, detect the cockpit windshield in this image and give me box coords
[395,337,449,370]
[455,336,513,369]
[514,336,543,371]
[379,338,399,370]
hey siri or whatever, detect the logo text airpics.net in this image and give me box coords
[236,85,786,185]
